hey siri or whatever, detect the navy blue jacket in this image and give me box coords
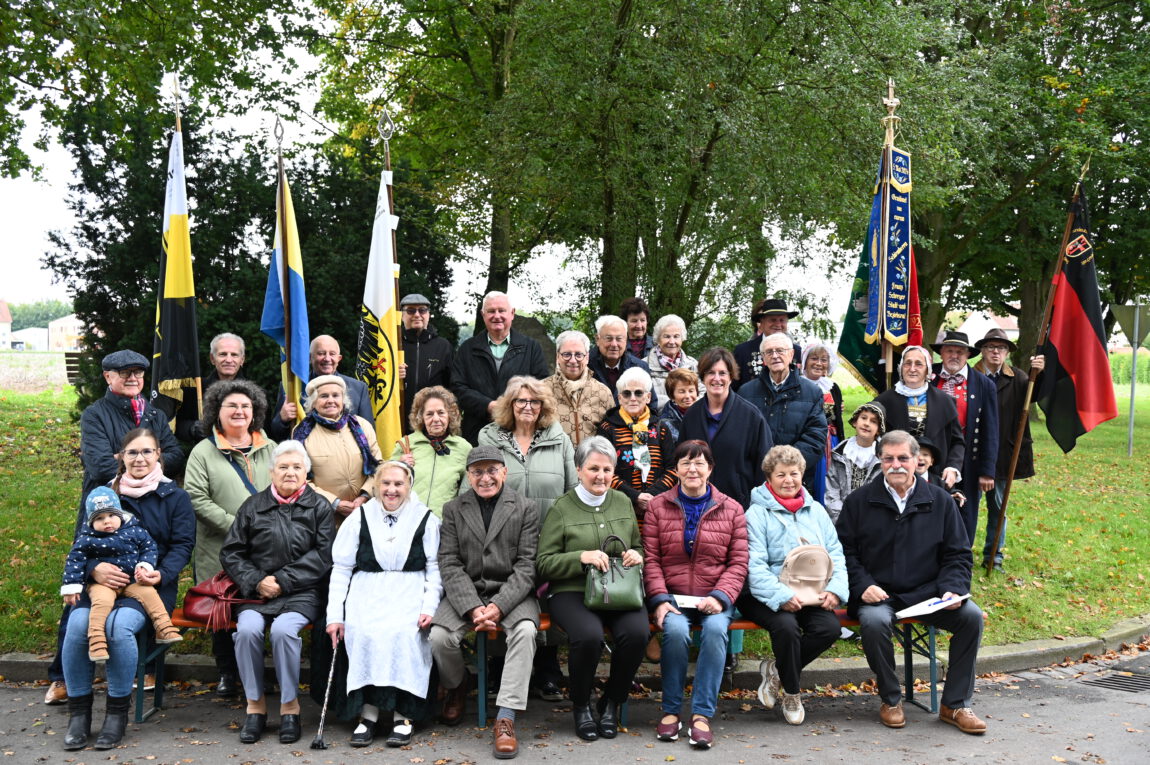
[63,514,157,592]
[269,371,374,441]
[678,393,773,508]
[931,364,1000,499]
[118,481,196,612]
[835,476,972,617]
[736,368,827,484]
[587,348,661,411]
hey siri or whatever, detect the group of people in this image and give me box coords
[48,290,1045,756]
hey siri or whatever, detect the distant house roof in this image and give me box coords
[0,300,11,324]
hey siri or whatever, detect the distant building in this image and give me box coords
[0,300,11,349]
[12,327,49,351]
[49,314,84,351]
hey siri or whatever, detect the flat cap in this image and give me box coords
[101,349,150,371]
[400,293,432,308]
[466,445,505,468]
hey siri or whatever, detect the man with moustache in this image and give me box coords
[268,334,374,440]
[836,430,985,735]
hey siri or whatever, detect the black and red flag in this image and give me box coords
[1035,186,1118,452]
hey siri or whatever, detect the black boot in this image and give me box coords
[94,694,131,750]
[573,703,598,741]
[596,695,620,739]
[63,694,93,750]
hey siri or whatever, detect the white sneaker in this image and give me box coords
[756,659,780,710]
[782,692,805,725]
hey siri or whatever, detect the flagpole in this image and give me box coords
[379,109,406,426]
[986,159,1090,576]
[880,79,900,390]
[275,117,296,425]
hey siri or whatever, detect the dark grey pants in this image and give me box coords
[857,599,983,708]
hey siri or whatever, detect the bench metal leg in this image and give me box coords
[901,622,917,711]
[476,631,488,728]
[927,625,938,713]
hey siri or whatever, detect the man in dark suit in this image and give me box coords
[430,445,540,759]
[451,291,549,444]
[931,331,999,545]
[268,334,374,440]
[586,314,660,409]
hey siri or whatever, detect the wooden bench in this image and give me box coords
[64,351,82,385]
[472,610,953,727]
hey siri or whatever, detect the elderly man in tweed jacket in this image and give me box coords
[429,445,540,759]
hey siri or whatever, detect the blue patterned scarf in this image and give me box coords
[294,409,380,476]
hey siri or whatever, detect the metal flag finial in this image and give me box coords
[377,108,396,143]
[274,117,284,148]
[883,78,900,117]
[1078,154,1092,181]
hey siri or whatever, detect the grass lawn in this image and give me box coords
[1,383,1147,658]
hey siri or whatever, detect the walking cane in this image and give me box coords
[310,636,340,750]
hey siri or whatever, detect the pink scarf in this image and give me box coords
[117,464,168,498]
[272,484,307,505]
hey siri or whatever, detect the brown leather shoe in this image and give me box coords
[939,704,987,735]
[880,701,906,728]
[440,681,468,726]
[493,717,518,759]
[44,681,67,705]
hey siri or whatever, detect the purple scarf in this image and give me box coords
[294,409,380,476]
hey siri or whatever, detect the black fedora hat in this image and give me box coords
[931,330,977,354]
[973,327,1019,354]
[752,298,799,323]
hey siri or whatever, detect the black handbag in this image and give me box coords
[583,534,644,611]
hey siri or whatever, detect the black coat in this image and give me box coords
[973,361,1036,480]
[932,363,1000,499]
[220,485,335,623]
[401,326,454,425]
[118,481,196,612]
[586,348,661,411]
[79,390,185,527]
[835,476,972,616]
[451,329,548,445]
[737,368,827,484]
[678,392,773,508]
[874,387,965,480]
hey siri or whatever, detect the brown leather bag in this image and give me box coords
[182,572,262,632]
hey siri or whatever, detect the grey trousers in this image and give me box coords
[857,599,984,708]
[234,609,309,704]
[430,619,537,711]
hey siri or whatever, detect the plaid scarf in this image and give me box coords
[655,348,684,373]
[294,409,380,476]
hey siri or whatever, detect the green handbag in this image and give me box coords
[583,534,645,611]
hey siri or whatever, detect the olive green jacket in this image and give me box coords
[536,488,641,595]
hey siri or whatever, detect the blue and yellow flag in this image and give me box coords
[150,129,201,420]
[260,158,310,427]
[355,169,404,450]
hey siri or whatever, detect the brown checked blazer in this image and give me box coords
[431,486,541,632]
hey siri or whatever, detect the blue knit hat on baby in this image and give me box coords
[85,486,124,524]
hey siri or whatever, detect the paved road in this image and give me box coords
[5,652,1147,764]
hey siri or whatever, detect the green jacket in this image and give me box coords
[477,421,576,518]
[537,489,641,594]
[184,431,276,580]
[389,431,470,517]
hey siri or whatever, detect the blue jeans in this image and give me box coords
[982,483,1007,565]
[660,605,732,717]
[61,607,145,697]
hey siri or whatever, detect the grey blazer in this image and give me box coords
[431,486,541,632]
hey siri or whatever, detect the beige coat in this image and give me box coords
[297,416,383,514]
[544,369,613,447]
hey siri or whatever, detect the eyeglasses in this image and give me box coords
[468,466,503,478]
[881,454,916,464]
[124,448,157,459]
[514,398,542,409]
[619,389,647,399]
[982,345,1009,353]
[558,351,587,361]
[222,402,253,410]
[762,348,790,357]
[404,306,429,315]
[115,369,145,379]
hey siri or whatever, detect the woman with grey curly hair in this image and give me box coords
[389,385,470,517]
[184,378,276,697]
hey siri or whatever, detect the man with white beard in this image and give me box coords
[835,430,986,735]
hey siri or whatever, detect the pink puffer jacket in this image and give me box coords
[642,486,748,606]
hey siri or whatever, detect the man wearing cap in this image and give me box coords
[836,429,986,736]
[268,335,374,441]
[451,291,548,445]
[733,298,801,391]
[930,331,999,544]
[587,314,660,408]
[972,329,1045,571]
[44,349,185,705]
[430,445,540,758]
[397,293,453,429]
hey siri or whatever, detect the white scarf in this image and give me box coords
[895,381,929,397]
[575,484,608,507]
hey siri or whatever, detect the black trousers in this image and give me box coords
[548,591,648,705]
[736,593,840,694]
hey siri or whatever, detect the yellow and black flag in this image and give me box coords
[150,129,201,421]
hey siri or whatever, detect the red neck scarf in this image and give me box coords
[766,483,804,513]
